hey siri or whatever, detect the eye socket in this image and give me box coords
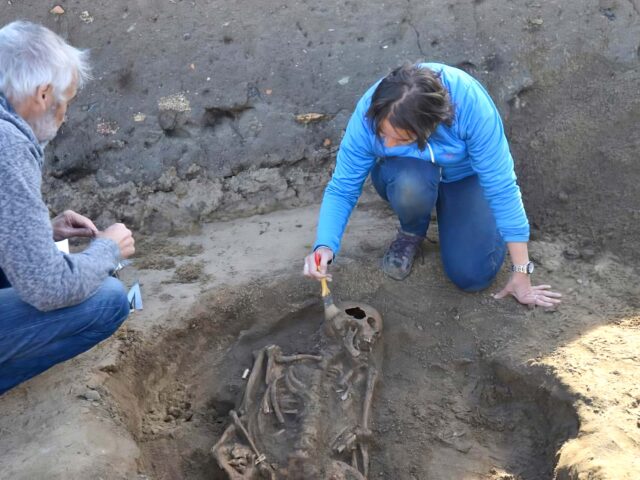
[345,307,366,319]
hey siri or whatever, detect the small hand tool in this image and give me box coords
[314,251,341,321]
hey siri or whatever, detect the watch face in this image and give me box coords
[527,262,535,274]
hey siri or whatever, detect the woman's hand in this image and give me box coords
[303,247,334,281]
[493,272,562,307]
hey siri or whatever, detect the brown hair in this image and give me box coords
[367,64,453,150]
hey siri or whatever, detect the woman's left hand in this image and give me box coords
[493,273,562,307]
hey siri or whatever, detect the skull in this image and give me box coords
[336,302,383,357]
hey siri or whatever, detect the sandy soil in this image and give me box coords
[1,200,638,479]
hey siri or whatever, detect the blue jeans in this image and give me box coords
[0,275,130,395]
[371,156,506,292]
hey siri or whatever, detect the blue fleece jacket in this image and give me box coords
[314,63,529,254]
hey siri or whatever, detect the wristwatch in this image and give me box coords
[511,261,534,274]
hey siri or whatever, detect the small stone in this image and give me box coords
[563,247,580,260]
[338,76,350,86]
[183,33,192,40]
[454,357,473,366]
[158,110,181,132]
[82,390,101,402]
[600,7,616,21]
[558,191,569,203]
[323,138,332,147]
[528,17,544,26]
[295,113,329,124]
[164,414,174,422]
[79,11,94,24]
[168,406,182,418]
[50,5,65,15]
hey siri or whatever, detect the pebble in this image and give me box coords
[168,406,182,418]
[563,247,580,260]
[338,76,350,86]
[454,357,473,366]
[82,390,101,402]
[50,5,65,15]
[79,11,94,24]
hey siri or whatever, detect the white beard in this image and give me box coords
[31,105,60,145]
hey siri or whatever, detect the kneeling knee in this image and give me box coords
[392,175,436,210]
[95,277,130,333]
[446,268,497,293]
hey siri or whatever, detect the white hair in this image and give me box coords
[0,21,91,103]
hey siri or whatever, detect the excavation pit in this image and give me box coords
[106,269,579,480]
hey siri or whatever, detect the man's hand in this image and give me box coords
[303,246,333,281]
[96,223,135,259]
[493,273,562,307]
[52,210,98,241]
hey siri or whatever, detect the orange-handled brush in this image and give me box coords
[314,251,341,320]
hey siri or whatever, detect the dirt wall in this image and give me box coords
[2,0,639,257]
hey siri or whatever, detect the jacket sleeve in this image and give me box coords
[314,106,377,254]
[0,141,120,311]
[456,80,530,242]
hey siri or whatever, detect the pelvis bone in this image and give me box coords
[212,302,383,479]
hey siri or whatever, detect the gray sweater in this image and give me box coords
[0,94,120,311]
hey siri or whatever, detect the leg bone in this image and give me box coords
[276,353,323,363]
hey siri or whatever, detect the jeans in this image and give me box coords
[371,156,506,292]
[0,274,130,395]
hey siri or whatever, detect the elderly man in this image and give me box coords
[0,21,134,395]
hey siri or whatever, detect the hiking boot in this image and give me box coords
[381,230,424,280]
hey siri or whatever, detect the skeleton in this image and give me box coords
[212,301,383,479]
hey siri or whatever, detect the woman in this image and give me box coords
[303,63,560,307]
